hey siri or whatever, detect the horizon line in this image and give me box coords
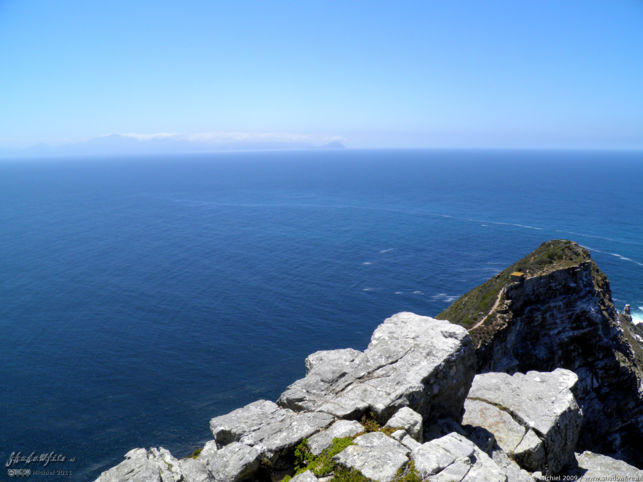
[1,145,642,161]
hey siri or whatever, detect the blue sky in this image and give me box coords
[1,0,642,149]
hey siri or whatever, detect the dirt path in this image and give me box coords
[469,287,505,331]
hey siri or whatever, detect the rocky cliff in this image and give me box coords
[437,240,642,465]
[97,240,642,481]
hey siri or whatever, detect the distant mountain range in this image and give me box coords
[0,134,347,158]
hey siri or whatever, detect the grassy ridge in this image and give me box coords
[436,240,590,328]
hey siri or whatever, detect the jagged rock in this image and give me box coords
[290,470,319,481]
[167,441,261,482]
[572,451,643,480]
[209,400,333,468]
[203,442,260,481]
[462,369,581,474]
[385,406,423,442]
[411,432,506,481]
[95,447,183,482]
[97,441,261,482]
[306,419,364,456]
[332,432,409,482]
[177,458,211,482]
[279,312,476,424]
[177,441,218,482]
[438,240,642,465]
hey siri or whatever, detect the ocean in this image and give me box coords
[1,149,641,480]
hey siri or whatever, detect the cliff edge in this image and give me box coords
[437,240,642,465]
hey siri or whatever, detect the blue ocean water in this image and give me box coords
[0,149,642,480]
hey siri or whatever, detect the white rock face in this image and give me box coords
[203,442,261,482]
[572,451,643,480]
[305,348,362,374]
[411,432,507,481]
[177,441,219,482]
[462,368,582,474]
[95,448,183,482]
[279,312,476,423]
[385,406,424,442]
[332,432,410,482]
[306,419,364,456]
[209,399,333,466]
[95,441,262,482]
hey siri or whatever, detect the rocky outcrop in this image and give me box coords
[438,240,642,465]
[411,432,507,481]
[462,369,582,474]
[95,448,183,482]
[97,313,478,481]
[198,442,260,482]
[97,240,642,481]
[209,400,334,472]
[278,312,476,424]
[209,400,333,452]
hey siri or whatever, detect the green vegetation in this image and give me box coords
[359,411,381,433]
[331,467,371,481]
[621,319,643,367]
[436,240,591,328]
[281,412,407,481]
[282,437,356,480]
[359,411,398,436]
[187,447,203,459]
[394,459,422,481]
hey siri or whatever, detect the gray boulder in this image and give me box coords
[126,440,259,482]
[332,431,410,482]
[95,447,183,482]
[177,441,219,482]
[202,442,260,481]
[411,432,506,481]
[278,312,475,424]
[176,458,211,482]
[209,399,333,467]
[462,369,582,474]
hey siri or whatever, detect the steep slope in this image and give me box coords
[437,240,642,466]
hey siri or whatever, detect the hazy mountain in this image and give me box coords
[0,134,346,159]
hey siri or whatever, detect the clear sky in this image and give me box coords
[1,0,642,149]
